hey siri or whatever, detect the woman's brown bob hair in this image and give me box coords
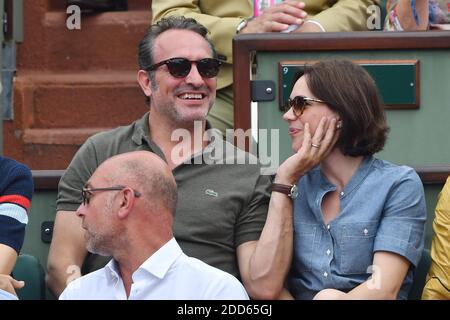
[294,59,389,157]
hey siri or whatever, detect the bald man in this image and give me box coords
[59,151,248,300]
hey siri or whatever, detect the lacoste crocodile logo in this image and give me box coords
[205,189,218,197]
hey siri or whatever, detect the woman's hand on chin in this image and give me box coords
[276,117,338,184]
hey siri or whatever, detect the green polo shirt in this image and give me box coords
[57,112,270,278]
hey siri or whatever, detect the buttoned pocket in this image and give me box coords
[293,223,317,272]
[338,221,378,274]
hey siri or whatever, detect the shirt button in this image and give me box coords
[326,249,331,256]
[363,228,369,235]
[340,191,344,196]
[327,224,331,230]
[323,272,328,278]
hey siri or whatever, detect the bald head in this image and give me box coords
[94,151,177,215]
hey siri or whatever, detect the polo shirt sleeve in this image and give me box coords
[234,173,270,247]
[56,138,99,212]
[373,168,427,267]
[0,160,33,253]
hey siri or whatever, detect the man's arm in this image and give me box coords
[298,0,378,32]
[0,244,17,275]
[314,251,410,299]
[152,0,307,64]
[237,118,338,299]
[46,210,87,298]
[236,193,294,300]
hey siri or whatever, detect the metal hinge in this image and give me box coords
[251,80,275,102]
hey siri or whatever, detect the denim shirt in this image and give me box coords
[289,156,427,300]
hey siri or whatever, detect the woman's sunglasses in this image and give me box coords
[283,95,326,117]
[147,57,222,78]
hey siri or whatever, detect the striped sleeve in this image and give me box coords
[0,157,33,253]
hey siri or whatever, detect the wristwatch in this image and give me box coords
[271,183,299,199]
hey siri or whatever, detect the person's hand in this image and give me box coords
[240,0,307,33]
[275,117,338,184]
[0,274,24,297]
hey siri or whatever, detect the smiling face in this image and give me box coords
[283,75,339,152]
[145,29,217,127]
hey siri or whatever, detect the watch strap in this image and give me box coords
[271,183,293,196]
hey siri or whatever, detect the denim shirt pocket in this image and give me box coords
[293,223,317,272]
[338,221,378,275]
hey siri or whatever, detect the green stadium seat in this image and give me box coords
[12,254,45,300]
[408,248,432,300]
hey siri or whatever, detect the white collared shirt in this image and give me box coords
[59,238,249,300]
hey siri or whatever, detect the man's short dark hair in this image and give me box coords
[296,59,389,157]
[138,16,217,105]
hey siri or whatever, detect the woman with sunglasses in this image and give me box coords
[281,60,427,299]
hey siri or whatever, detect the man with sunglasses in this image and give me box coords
[59,151,248,299]
[47,16,335,299]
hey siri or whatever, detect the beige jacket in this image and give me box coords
[152,0,378,89]
[422,176,450,300]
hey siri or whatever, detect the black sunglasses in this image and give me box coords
[81,185,141,206]
[147,57,222,78]
[283,95,326,117]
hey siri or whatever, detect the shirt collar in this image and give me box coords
[318,155,375,197]
[134,238,182,280]
[131,112,151,146]
[131,112,218,151]
[104,259,121,282]
[103,238,183,282]
[341,155,375,198]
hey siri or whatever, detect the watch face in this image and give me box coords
[290,185,299,199]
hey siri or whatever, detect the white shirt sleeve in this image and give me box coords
[304,20,326,32]
[0,288,19,300]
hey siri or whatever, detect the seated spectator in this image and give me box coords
[152,0,378,133]
[280,60,427,299]
[59,151,249,300]
[385,0,450,31]
[48,16,336,300]
[422,176,450,300]
[0,156,33,299]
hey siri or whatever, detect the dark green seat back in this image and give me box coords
[408,249,432,300]
[12,254,45,300]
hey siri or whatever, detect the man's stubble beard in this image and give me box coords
[150,78,215,129]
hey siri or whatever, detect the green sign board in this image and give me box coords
[279,61,419,111]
